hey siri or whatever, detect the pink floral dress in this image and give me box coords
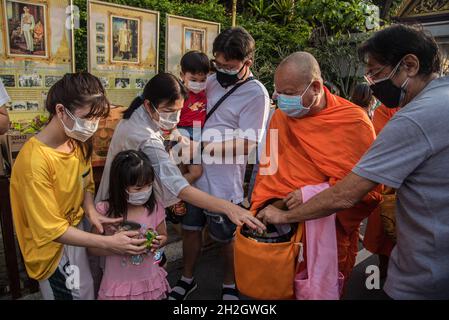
[96,201,170,300]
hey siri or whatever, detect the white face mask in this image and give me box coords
[186,80,206,94]
[152,105,181,130]
[126,186,153,206]
[60,108,99,142]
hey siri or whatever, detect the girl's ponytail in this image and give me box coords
[123,95,144,119]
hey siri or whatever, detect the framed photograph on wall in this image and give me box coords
[165,14,220,75]
[0,74,15,87]
[3,0,48,58]
[87,0,159,109]
[0,0,74,115]
[183,27,206,54]
[110,15,140,64]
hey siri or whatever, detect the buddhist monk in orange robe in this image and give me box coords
[250,52,382,294]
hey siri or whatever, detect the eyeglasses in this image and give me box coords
[364,60,402,85]
[364,66,386,84]
[211,59,244,75]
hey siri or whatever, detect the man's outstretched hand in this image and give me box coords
[256,205,286,225]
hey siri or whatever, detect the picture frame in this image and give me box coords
[182,26,206,54]
[110,15,140,64]
[3,0,49,59]
[165,14,220,74]
[0,75,15,87]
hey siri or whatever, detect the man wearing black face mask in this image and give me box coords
[365,57,409,108]
[257,24,449,300]
[170,27,270,300]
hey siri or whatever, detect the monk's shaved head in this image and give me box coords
[276,51,322,84]
[274,51,327,116]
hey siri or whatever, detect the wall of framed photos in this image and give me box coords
[0,0,222,121]
[0,0,73,120]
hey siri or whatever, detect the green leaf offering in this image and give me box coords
[145,229,158,249]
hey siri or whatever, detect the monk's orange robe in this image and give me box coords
[251,87,382,288]
[363,104,400,257]
[372,104,400,135]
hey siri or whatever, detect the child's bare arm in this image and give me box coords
[87,225,116,256]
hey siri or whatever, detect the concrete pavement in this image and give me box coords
[8,220,391,300]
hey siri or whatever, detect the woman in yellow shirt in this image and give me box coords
[10,73,147,300]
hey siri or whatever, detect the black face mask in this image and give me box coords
[369,77,408,109]
[216,64,247,88]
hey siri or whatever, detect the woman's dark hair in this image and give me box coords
[213,27,255,61]
[358,24,441,75]
[124,72,188,119]
[181,50,210,75]
[107,150,157,219]
[46,72,110,161]
[351,83,373,109]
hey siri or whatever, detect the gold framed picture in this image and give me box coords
[110,15,140,64]
[165,14,220,74]
[0,0,73,115]
[3,0,48,58]
[182,26,206,54]
[87,0,159,108]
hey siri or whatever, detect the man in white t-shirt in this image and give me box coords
[169,27,270,300]
[0,81,11,134]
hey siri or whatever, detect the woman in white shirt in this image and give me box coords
[96,73,264,230]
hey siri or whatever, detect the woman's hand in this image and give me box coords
[179,187,265,233]
[105,230,147,256]
[150,235,167,253]
[284,189,303,210]
[226,204,266,233]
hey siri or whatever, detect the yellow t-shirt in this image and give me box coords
[10,137,95,280]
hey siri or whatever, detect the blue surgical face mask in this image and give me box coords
[277,81,314,118]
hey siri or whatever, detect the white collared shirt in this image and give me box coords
[194,73,270,204]
[96,105,189,207]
